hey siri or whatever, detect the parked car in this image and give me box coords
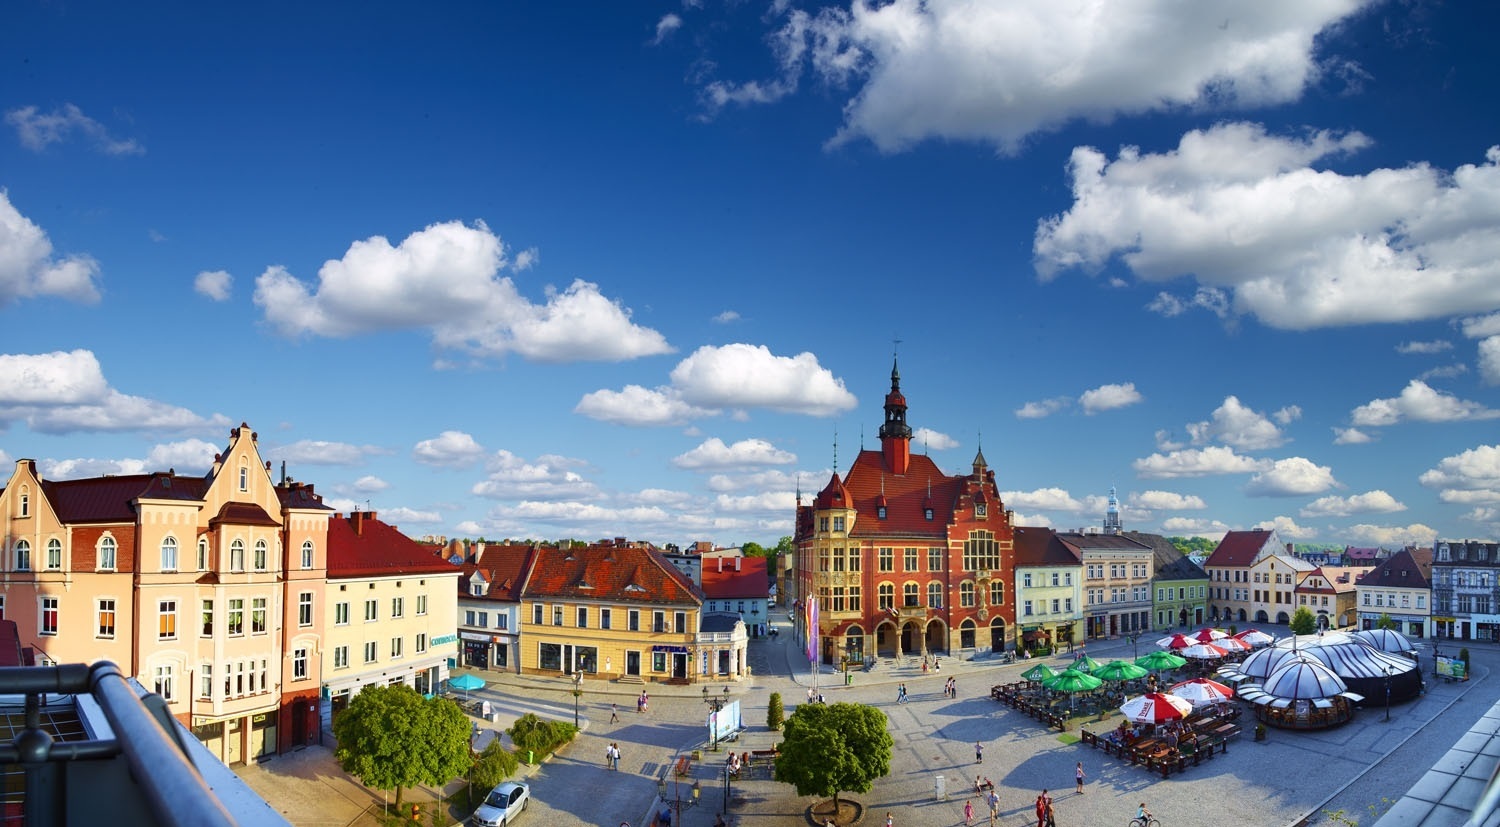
[472,781,529,827]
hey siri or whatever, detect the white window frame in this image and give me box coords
[160,536,178,572]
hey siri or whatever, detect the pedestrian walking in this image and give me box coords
[988,790,1000,826]
[886,812,894,827]
[1045,801,1057,827]
[1075,761,1085,793]
[964,799,974,826]
[1034,790,1051,827]
[897,683,908,704]
[614,744,622,770]
[974,741,984,763]
[610,703,620,724]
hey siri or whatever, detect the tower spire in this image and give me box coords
[878,348,913,474]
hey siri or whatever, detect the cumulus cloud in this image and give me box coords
[1186,396,1288,450]
[1419,445,1500,499]
[653,13,683,45]
[1397,340,1452,355]
[412,431,487,468]
[1133,445,1267,478]
[146,438,221,473]
[1345,523,1439,546]
[253,220,671,363]
[0,191,102,306]
[1154,430,1186,451]
[708,1,1368,153]
[471,449,598,500]
[1016,397,1069,419]
[1036,126,1500,330]
[1244,457,1337,496]
[671,344,857,415]
[1479,336,1500,385]
[575,385,719,426]
[1000,487,1084,512]
[1254,515,1316,539]
[1461,312,1500,340]
[1418,364,1468,382]
[1273,406,1302,426]
[1079,382,1142,414]
[1333,427,1373,445]
[1160,517,1229,540]
[194,270,232,301]
[1350,380,1500,427]
[0,350,228,434]
[5,104,144,155]
[376,506,444,525]
[913,427,958,451]
[352,475,390,493]
[1130,490,1208,511]
[1300,490,1406,517]
[672,437,796,471]
[42,456,148,478]
[267,439,383,466]
[713,310,741,323]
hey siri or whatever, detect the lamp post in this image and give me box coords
[723,763,733,816]
[657,774,701,825]
[572,671,583,728]
[1128,634,1139,659]
[703,685,730,751]
[1384,667,1393,722]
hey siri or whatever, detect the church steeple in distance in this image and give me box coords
[879,350,913,475]
[1103,485,1123,535]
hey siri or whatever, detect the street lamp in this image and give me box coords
[723,763,734,816]
[572,671,583,728]
[1128,634,1139,659]
[1384,667,1394,722]
[703,685,730,751]
[656,773,701,825]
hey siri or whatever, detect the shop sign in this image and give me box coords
[432,634,459,646]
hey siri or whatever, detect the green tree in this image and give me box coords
[1168,536,1216,555]
[468,738,520,799]
[767,692,784,731]
[1375,612,1395,630]
[1289,606,1318,635]
[773,702,892,810]
[333,684,472,810]
[742,541,770,559]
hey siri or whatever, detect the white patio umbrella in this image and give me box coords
[1180,643,1230,660]
[1215,636,1252,653]
[1156,633,1193,650]
[1233,629,1276,647]
[1118,692,1194,724]
[1189,627,1229,643]
[1167,677,1236,707]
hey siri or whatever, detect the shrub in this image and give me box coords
[767,692,784,731]
[1460,648,1470,665]
[507,713,578,760]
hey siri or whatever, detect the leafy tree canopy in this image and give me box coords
[332,684,472,808]
[1289,606,1318,635]
[1376,612,1396,630]
[1169,536,1217,555]
[774,702,892,807]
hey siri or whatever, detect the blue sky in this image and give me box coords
[3,1,1499,549]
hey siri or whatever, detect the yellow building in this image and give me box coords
[519,541,703,682]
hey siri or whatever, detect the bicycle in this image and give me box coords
[1129,817,1161,827]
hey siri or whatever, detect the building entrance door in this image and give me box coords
[626,651,641,676]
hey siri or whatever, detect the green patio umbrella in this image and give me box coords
[1021,662,1057,683]
[1092,659,1149,682]
[1135,650,1188,673]
[1071,654,1103,673]
[1042,668,1104,711]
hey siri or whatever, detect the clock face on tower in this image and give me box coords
[975,503,987,517]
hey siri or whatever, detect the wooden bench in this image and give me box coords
[674,755,692,777]
[748,749,778,766]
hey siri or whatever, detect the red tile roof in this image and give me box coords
[841,450,961,538]
[327,512,458,578]
[459,544,539,602]
[1013,526,1078,567]
[522,543,702,605]
[700,556,769,600]
[38,474,196,523]
[1204,529,1274,568]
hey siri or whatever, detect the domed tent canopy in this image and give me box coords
[1263,659,1347,700]
[1351,628,1416,656]
[1235,646,1315,681]
[1271,634,1422,704]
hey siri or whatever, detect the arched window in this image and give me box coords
[18,488,28,517]
[253,540,268,571]
[238,463,248,491]
[197,538,209,571]
[927,581,943,608]
[46,539,61,570]
[230,539,245,572]
[878,583,895,611]
[960,581,976,607]
[160,536,178,571]
[15,540,30,571]
[903,582,919,608]
[98,536,117,570]
[301,540,314,569]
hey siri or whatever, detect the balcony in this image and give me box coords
[0,661,289,827]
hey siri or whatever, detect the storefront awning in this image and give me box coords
[1022,630,1051,641]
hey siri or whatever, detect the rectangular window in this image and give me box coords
[629,610,640,631]
[553,605,563,626]
[927,582,942,608]
[252,597,267,634]
[577,607,588,628]
[97,599,116,638]
[228,599,244,635]
[298,593,313,627]
[334,646,349,669]
[293,648,308,680]
[675,612,687,633]
[831,549,843,572]
[201,600,214,636]
[416,594,427,616]
[477,612,488,628]
[365,599,378,622]
[928,547,943,571]
[532,604,543,625]
[600,608,611,630]
[1065,598,1073,612]
[879,548,894,572]
[652,652,666,672]
[364,642,377,663]
[391,597,404,618]
[335,602,350,625]
[653,611,666,633]
[154,665,174,702]
[497,614,508,630]
[833,516,846,532]
[849,548,862,571]
[1052,599,1061,613]
[1023,600,1033,616]
[416,633,427,654]
[1023,573,1033,588]
[390,637,403,659]
[905,547,919,571]
[200,664,212,699]
[158,600,177,640]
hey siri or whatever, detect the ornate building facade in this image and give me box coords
[793,359,1016,666]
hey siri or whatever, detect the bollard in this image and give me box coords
[528,750,535,764]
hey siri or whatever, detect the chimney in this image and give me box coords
[735,557,741,571]
[717,557,723,573]
[475,541,486,563]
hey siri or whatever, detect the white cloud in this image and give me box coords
[1036,127,1500,330]
[913,427,957,451]
[1479,336,1500,385]
[669,344,857,416]
[0,191,102,306]
[1345,523,1439,546]
[1153,430,1185,451]
[1273,406,1302,426]
[377,506,443,525]
[1245,456,1337,496]
[5,104,144,155]
[412,431,487,468]
[574,385,719,426]
[1350,380,1500,427]
[1461,507,1500,528]
[1146,287,1230,320]
[146,438,220,473]
[35,439,217,479]
[724,1,1368,153]
[1461,312,1500,340]
[1016,397,1069,419]
[1186,396,1287,450]
[1133,445,1267,478]
[714,491,795,513]
[194,270,232,301]
[712,310,741,324]
[671,437,796,471]
[267,440,381,466]
[1418,364,1468,382]
[1437,490,1500,505]
[0,350,109,405]
[42,456,148,478]
[653,13,683,45]
[471,450,597,501]
[1419,445,1500,493]
[1300,490,1406,517]
[1254,516,1316,539]
[1129,490,1207,511]
[1332,427,1373,445]
[1396,340,1452,355]
[0,351,228,434]
[512,248,538,271]
[1160,517,1229,540]
[1078,382,1142,414]
[253,220,672,363]
[1001,487,1084,512]
[352,475,390,493]
[1012,513,1054,528]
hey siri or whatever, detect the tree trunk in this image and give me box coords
[395,785,404,810]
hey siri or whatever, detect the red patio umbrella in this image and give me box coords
[1118,692,1194,724]
[1179,643,1230,660]
[1189,627,1229,643]
[1155,633,1192,650]
[1233,629,1275,647]
[1167,677,1236,707]
[1214,636,1252,652]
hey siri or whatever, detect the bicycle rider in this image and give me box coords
[1137,802,1154,823]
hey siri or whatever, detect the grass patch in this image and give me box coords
[1056,733,1080,745]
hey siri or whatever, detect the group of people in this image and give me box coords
[920,655,942,673]
[942,676,958,698]
[637,691,650,714]
[896,683,909,704]
[604,742,622,770]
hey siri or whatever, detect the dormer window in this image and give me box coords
[833,516,846,532]
[925,508,934,520]
[877,506,887,519]
[975,503,987,518]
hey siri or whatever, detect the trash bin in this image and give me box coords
[845,672,853,686]
[935,774,946,801]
